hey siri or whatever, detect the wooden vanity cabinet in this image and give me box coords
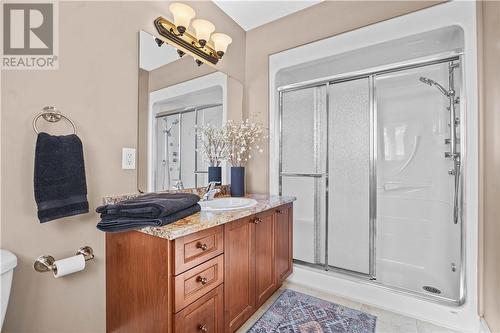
[224,215,256,332]
[224,203,293,332]
[106,202,293,333]
[275,204,293,283]
[254,210,277,307]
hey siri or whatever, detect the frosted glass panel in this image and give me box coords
[180,111,196,188]
[196,105,223,187]
[328,78,370,274]
[281,86,327,174]
[282,176,326,265]
[375,63,460,300]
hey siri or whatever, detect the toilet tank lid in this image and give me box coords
[0,249,17,274]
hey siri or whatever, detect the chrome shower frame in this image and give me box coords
[277,51,466,306]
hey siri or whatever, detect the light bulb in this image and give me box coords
[192,19,215,47]
[169,3,195,35]
[211,33,232,58]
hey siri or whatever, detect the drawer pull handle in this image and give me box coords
[252,218,262,224]
[197,243,208,251]
[197,276,208,285]
[199,324,208,332]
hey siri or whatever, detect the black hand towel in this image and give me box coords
[96,192,200,220]
[96,203,200,233]
[34,133,89,223]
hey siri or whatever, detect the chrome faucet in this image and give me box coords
[202,181,220,201]
[172,180,184,190]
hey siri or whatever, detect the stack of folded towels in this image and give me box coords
[96,192,201,232]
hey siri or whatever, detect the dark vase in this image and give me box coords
[230,167,245,197]
[208,166,222,184]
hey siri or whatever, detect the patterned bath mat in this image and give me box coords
[247,289,376,333]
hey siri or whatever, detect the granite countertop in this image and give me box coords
[102,189,295,240]
[137,194,295,240]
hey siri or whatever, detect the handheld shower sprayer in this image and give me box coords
[419,77,450,97]
[165,119,180,136]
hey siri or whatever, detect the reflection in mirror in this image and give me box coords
[138,31,243,192]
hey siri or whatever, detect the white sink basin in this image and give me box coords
[199,197,258,211]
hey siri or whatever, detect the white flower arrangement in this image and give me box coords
[224,119,266,167]
[196,124,228,167]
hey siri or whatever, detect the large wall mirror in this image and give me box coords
[138,31,243,192]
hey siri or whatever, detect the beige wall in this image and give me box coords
[0,2,244,332]
[479,1,500,331]
[243,1,441,193]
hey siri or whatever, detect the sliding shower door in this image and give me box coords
[278,56,462,302]
[375,63,461,300]
[328,78,372,275]
[280,86,327,265]
[195,104,223,186]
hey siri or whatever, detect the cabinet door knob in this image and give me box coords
[197,276,208,285]
[276,209,283,214]
[199,324,208,332]
[252,217,261,224]
[197,242,208,251]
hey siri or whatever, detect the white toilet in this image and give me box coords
[0,249,17,331]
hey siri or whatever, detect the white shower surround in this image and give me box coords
[148,72,229,191]
[268,2,479,332]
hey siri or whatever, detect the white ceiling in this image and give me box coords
[213,0,322,31]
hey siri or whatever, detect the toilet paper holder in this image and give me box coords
[34,246,95,273]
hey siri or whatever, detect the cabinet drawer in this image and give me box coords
[173,226,224,275]
[173,255,224,313]
[174,284,224,333]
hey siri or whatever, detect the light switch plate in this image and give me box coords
[122,148,136,170]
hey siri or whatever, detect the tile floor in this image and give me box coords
[236,281,462,333]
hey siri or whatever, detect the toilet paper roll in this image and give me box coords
[53,254,85,278]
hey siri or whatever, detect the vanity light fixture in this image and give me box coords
[153,2,232,66]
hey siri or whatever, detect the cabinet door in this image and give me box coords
[224,217,255,332]
[254,211,277,307]
[275,204,293,283]
[174,285,224,333]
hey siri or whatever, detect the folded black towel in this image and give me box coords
[96,192,200,220]
[96,203,200,233]
[34,133,89,223]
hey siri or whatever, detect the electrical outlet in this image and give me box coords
[122,148,136,170]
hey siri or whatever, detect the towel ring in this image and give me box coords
[33,106,77,135]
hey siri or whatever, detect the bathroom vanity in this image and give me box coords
[105,195,294,333]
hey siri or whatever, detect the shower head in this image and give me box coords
[419,77,434,86]
[419,76,450,97]
[165,119,179,135]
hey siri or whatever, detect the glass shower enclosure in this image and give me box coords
[154,104,222,191]
[279,56,463,304]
